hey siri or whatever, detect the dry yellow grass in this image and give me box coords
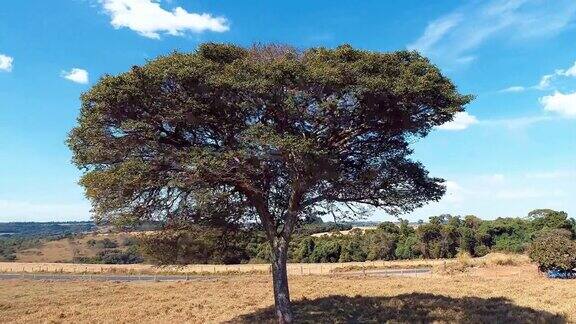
[0,253,530,276]
[0,264,574,323]
[0,260,432,275]
[15,233,133,263]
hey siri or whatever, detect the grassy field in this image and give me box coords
[0,263,573,323]
[0,253,529,275]
[0,259,438,275]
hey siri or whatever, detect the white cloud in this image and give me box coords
[535,73,555,90]
[409,14,462,55]
[409,0,576,67]
[436,112,479,131]
[525,170,576,180]
[539,91,576,118]
[443,181,464,203]
[100,0,229,39]
[532,61,576,90]
[482,115,553,129]
[496,188,565,200]
[379,169,576,220]
[564,62,576,77]
[0,54,14,72]
[481,174,505,184]
[500,86,525,93]
[61,68,89,84]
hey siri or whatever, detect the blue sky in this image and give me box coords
[0,0,575,222]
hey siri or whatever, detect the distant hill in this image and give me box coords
[0,221,164,238]
[0,222,156,262]
[15,232,139,263]
[0,222,96,237]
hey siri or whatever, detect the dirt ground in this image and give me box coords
[0,264,574,323]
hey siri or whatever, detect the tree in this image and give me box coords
[528,209,574,237]
[293,236,315,262]
[395,219,419,259]
[139,224,250,264]
[68,43,470,322]
[339,236,368,262]
[377,221,400,235]
[529,230,576,272]
[366,230,397,261]
[395,234,420,259]
[416,221,443,258]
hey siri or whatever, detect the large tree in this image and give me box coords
[68,43,471,323]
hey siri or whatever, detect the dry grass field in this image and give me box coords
[0,263,574,323]
[0,252,530,276]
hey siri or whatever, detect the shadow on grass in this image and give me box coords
[229,293,565,323]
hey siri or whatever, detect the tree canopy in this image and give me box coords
[68,43,471,323]
[529,229,576,272]
[69,43,470,231]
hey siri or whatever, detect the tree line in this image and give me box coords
[140,209,575,265]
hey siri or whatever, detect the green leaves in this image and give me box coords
[68,43,471,231]
[529,230,576,271]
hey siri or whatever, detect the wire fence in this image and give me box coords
[0,259,441,276]
[0,267,432,282]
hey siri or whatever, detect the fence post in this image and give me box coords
[300,266,303,275]
[363,267,366,276]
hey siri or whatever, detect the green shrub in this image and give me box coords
[529,230,576,272]
[122,236,139,247]
[309,240,341,263]
[395,235,420,259]
[98,248,143,264]
[87,238,118,249]
[474,245,490,257]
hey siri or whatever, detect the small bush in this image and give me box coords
[529,231,576,272]
[98,248,143,264]
[121,236,139,247]
[474,245,490,257]
[87,238,118,249]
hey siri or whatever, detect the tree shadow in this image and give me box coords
[228,293,565,323]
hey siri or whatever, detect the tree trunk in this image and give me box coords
[271,238,293,323]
